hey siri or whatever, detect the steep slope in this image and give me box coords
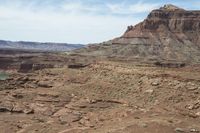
[0,40,84,52]
[76,4,200,64]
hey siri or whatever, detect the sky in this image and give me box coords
[0,0,199,44]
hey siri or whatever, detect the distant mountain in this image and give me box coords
[0,40,84,52]
[75,4,200,64]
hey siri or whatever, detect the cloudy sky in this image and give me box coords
[0,0,199,44]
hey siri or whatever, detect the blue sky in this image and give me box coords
[0,0,199,44]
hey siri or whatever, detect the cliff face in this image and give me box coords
[123,4,200,44]
[76,5,200,64]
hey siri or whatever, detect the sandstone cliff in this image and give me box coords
[76,4,200,64]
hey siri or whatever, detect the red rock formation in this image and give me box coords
[123,4,200,44]
[77,5,200,64]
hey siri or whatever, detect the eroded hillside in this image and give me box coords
[75,4,200,64]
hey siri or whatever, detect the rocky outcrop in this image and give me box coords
[76,5,200,64]
[123,4,200,39]
[154,62,186,68]
[0,49,68,72]
[68,64,89,69]
[19,62,61,73]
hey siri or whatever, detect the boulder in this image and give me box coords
[37,81,53,88]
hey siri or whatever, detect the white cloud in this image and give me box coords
[0,1,147,44]
[61,2,101,14]
[107,1,159,15]
[129,2,160,13]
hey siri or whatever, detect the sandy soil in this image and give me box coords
[0,61,200,133]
